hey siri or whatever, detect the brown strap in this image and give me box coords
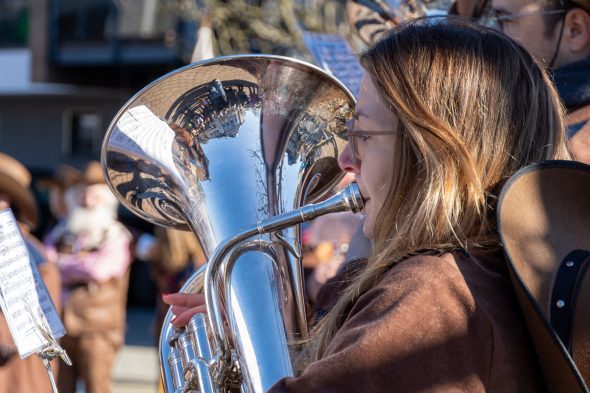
[572,258,590,386]
[551,250,590,350]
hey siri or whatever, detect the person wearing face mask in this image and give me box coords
[452,0,590,164]
[162,19,582,392]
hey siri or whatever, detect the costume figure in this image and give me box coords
[45,161,132,393]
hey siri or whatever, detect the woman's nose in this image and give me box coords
[338,143,359,173]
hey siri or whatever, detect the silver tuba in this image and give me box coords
[100,55,363,392]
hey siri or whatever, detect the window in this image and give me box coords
[63,109,102,157]
[0,0,29,48]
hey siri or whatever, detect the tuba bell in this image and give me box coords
[100,55,362,392]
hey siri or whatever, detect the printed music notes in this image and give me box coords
[0,209,65,358]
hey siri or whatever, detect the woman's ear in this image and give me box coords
[563,8,590,54]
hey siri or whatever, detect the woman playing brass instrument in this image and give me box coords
[164,19,570,391]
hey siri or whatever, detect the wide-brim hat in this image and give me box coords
[497,160,590,392]
[37,164,82,191]
[82,160,106,185]
[0,153,38,229]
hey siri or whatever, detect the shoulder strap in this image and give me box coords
[551,250,590,352]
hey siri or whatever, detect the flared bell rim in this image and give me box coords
[101,54,356,219]
[100,54,354,169]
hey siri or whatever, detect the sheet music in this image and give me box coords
[302,31,364,98]
[0,209,65,358]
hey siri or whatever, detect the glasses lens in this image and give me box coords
[480,9,502,31]
[346,118,360,166]
[350,136,360,166]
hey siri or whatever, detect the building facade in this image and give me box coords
[0,0,197,171]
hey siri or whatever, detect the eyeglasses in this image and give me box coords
[481,9,567,31]
[346,118,393,166]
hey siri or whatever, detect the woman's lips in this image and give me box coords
[354,182,368,213]
[361,198,369,215]
[357,186,368,203]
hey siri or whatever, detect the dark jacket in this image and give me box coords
[554,56,590,164]
[271,251,545,392]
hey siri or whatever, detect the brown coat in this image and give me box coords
[271,251,545,392]
[62,272,129,338]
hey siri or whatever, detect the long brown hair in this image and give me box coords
[301,18,570,367]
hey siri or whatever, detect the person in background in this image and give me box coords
[134,226,206,393]
[138,227,205,338]
[38,164,83,237]
[45,161,132,393]
[482,0,590,163]
[164,19,569,391]
[311,220,371,319]
[0,152,61,393]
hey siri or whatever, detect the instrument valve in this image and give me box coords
[225,350,243,390]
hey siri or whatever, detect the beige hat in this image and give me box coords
[82,160,106,185]
[0,153,38,229]
[497,160,590,392]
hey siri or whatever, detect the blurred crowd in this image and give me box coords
[0,154,204,392]
[0,157,137,393]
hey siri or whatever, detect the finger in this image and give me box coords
[171,305,207,327]
[170,305,200,316]
[162,292,205,308]
[170,305,189,315]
